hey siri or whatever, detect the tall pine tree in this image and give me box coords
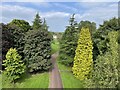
[42,18,48,31]
[59,14,79,66]
[32,13,42,30]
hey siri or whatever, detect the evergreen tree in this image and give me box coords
[42,18,48,31]
[7,19,31,60]
[3,48,25,83]
[78,21,98,61]
[32,13,43,30]
[24,29,52,73]
[72,27,93,80]
[59,14,79,66]
[93,18,120,55]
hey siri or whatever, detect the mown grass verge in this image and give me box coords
[2,72,49,88]
[0,74,2,89]
[57,61,84,88]
[51,39,60,54]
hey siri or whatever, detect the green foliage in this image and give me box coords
[24,29,52,73]
[32,13,43,30]
[1,23,14,60]
[78,20,96,37]
[7,24,26,60]
[59,14,79,66]
[93,18,120,55]
[72,27,93,80]
[51,32,63,42]
[78,21,98,61]
[3,48,25,83]
[8,19,31,32]
[7,19,31,60]
[85,31,119,88]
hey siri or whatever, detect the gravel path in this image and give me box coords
[49,52,63,89]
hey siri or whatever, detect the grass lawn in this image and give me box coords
[2,72,49,88]
[0,74,2,89]
[57,62,84,88]
[51,39,60,54]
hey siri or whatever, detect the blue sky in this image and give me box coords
[1,1,118,32]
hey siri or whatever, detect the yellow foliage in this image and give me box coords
[72,27,93,80]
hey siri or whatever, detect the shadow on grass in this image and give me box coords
[16,72,31,84]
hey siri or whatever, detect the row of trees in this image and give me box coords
[59,14,120,88]
[59,14,96,66]
[2,13,52,82]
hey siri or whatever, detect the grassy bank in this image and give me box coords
[0,74,2,89]
[2,72,49,88]
[57,62,84,88]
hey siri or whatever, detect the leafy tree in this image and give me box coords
[32,13,43,30]
[24,29,52,73]
[85,31,119,88]
[72,27,93,80]
[3,48,25,83]
[8,19,31,32]
[59,14,79,66]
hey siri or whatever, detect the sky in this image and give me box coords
[0,0,119,32]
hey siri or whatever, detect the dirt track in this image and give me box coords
[49,52,63,89]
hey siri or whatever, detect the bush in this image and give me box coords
[3,48,25,83]
[24,29,52,73]
[72,27,93,80]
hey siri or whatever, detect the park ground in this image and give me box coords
[0,38,84,88]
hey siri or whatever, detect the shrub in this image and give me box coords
[72,27,93,80]
[3,48,25,83]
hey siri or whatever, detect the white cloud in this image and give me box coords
[1,2,118,31]
[53,3,78,12]
[1,4,70,23]
[30,2,52,8]
[75,2,118,28]
[1,4,71,31]
[1,5,36,24]
[41,11,70,18]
